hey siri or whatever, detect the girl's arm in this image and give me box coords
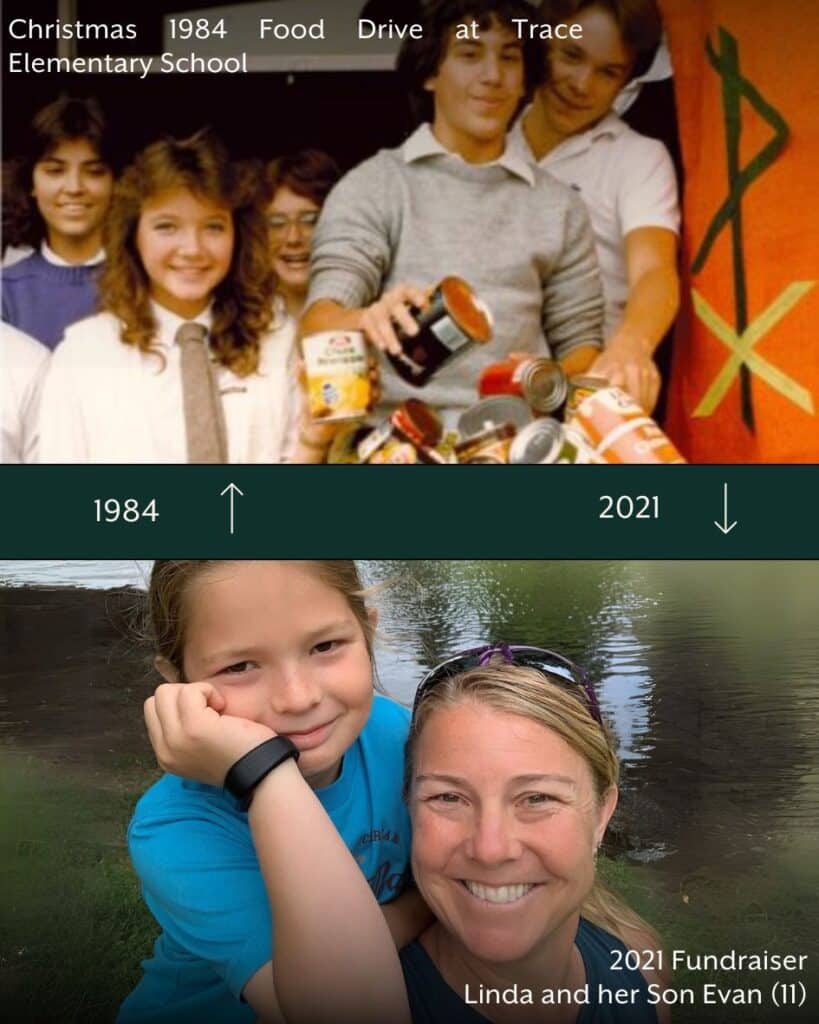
[146,682,410,1024]
[250,759,410,1024]
[381,887,434,950]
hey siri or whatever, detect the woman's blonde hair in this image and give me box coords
[405,660,661,948]
[146,560,375,679]
[99,130,275,376]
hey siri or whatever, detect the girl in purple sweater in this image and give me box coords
[2,96,115,349]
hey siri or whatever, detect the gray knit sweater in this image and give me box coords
[307,127,604,418]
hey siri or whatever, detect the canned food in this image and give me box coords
[570,386,686,464]
[457,396,532,441]
[559,424,601,464]
[455,423,516,464]
[357,399,443,463]
[478,356,568,414]
[368,441,419,464]
[509,419,600,464]
[508,418,564,463]
[464,447,512,464]
[389,276,493,386]
[565,375,609,418]
[303,330,371,422]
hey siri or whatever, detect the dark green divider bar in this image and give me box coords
[1,466,817,558]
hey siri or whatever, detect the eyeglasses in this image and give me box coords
[412,643,602,725]
[267,211,320,234]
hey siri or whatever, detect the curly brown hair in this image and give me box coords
[99,130,275,377]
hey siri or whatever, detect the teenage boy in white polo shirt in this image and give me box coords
[512,0,680,412]
[301,0,604,424]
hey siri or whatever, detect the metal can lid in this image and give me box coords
[520,359,568,414]
[439,276,493,343]
[458,396,532,440]
[508,418,564,464]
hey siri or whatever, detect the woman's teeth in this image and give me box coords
[463,881,536,904]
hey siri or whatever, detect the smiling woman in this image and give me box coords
[397,649,670,1023]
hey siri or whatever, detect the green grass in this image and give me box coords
[598,856,816,1023]
[1,754,814,1023]
[0,754,158,1024]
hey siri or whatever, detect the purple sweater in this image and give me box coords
[2,251,102,350]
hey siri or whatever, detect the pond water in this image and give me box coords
[2,559,817,1018]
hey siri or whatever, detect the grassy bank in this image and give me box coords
[0,753,158,1023]
[1,753,813,1024]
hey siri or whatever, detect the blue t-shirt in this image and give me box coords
[400,918,658,1024]
[118,694,411,1024]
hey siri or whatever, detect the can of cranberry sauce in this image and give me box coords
[388,276,493,387]
[569,386,686,464]
[478,356,568,415]
[356,399,446,464]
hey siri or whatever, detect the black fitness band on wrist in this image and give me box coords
[224,736,300,811]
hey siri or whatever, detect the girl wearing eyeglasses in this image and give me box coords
[148,636,669,1023]
[263,150,341,321]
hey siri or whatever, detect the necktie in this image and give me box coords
[175,322,228,463]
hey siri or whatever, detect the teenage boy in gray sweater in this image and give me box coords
[301,0,604,422]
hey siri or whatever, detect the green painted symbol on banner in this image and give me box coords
[691,27,801,429]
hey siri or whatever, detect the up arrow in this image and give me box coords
[220,482,244,536]
[714,482,738,535]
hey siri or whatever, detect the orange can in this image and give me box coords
[570,387,686,464]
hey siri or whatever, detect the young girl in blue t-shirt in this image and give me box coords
[119,560,421,1024]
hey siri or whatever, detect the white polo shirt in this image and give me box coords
[510,110,679,339]
[37,302,298,464]
[1,322,49,463]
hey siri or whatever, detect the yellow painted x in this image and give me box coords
[692,282,816,417]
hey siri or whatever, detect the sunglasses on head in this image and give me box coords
[412,643,602,725]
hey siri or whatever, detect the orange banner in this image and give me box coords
[660,0,819,461]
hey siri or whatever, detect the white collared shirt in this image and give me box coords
[510,109,679,338]
[613,36,673,116]
[36,301,298,463]
[402,122,536,186]
[41,241,106,267]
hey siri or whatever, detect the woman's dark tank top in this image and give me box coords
[399,917,658,1024]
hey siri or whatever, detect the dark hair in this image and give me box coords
[397,0,547,125]
[263,149,341,208]
[537,0,662,80]
[2,95,113,249]
[99,129,275,377]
